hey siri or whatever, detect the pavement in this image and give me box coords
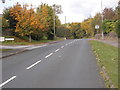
[93,39,119,48]
[1,39,105,88]
[0,40,63,58]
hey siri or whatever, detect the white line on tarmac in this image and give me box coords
[26,60,41,70]
[27,45,47,50]
[65,44,68,46]
[61,46,64,48]
[55,49,60,52]
[45,53,53,58]
[0,76,16,87]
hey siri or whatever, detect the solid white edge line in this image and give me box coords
[0,76,16,87]
[55,49,60,52]
[26,60,41,70]
[45,53,53,58]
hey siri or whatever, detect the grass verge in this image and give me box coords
[2,37,64,45]
[89,40,118,88]
[0,49,13,52]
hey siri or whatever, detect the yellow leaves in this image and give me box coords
[81,18,94,35]
[30,22,34,25]
[23,4,29,7]
[30,31,33,33]
[9,3,55,36]
[15,27,21,32]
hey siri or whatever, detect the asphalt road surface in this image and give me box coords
[1,39,105,88]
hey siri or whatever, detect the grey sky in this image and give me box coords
[0,0,118,24]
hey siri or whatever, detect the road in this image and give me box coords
[1,39,105,88]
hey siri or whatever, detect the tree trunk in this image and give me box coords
[29,34,31,42]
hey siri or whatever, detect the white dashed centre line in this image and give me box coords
[26,60,41,70]
[45,53,53,58]
[61,46,64,48]
[65,44,68,46]
[55,49,60,52]
[0,76,16,88]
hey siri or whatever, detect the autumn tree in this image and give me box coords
[36,3,61,40]
[67,22,86,39]
[81,18,95,37]
[10,3,37,42]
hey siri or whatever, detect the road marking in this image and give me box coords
[26,60,41,70]
[55,49,60,52]
[0,76,16,87]
[65,44,68,46]
[45,53,53,58]
[61,46,64,48]
[27,44,47,50]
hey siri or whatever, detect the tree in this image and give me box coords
[103,8,115,20]
[92,13,102,34]
[2,7,19,36]
[37,3,61,40]
[102,20,116,34]
[10,3,37,41]
[115,1,120,37]
[66,22,86,39]
[2,17,9,28]
[56,25,71,38]
[75,29,86,38]
[81,18,94,37]
[3,8,17,29]
[3,3,62,41]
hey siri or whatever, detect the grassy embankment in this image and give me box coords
[2,36,64,45]
[89,40,118,88]
[1,36,64,52]
[0,49,13,52]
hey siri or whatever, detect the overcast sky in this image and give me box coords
[0,0,118,24]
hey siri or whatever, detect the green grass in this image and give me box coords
[0,49,13,52]
[2,36,64,45]
[89,40,118,88]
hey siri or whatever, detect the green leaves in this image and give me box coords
[102,20,116,34]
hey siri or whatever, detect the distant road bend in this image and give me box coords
[1,39,105,88]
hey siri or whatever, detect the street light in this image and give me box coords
[101,0,104,39]
[52,4,62,39]
[2,0,11,3]
[2,0,5,3]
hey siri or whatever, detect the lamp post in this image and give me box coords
[52,4,62,39]
[2,0,11,3]
[65,16,66,24]
[101,0,104,39]
[2,0,5,3]
[53,4,56,39]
